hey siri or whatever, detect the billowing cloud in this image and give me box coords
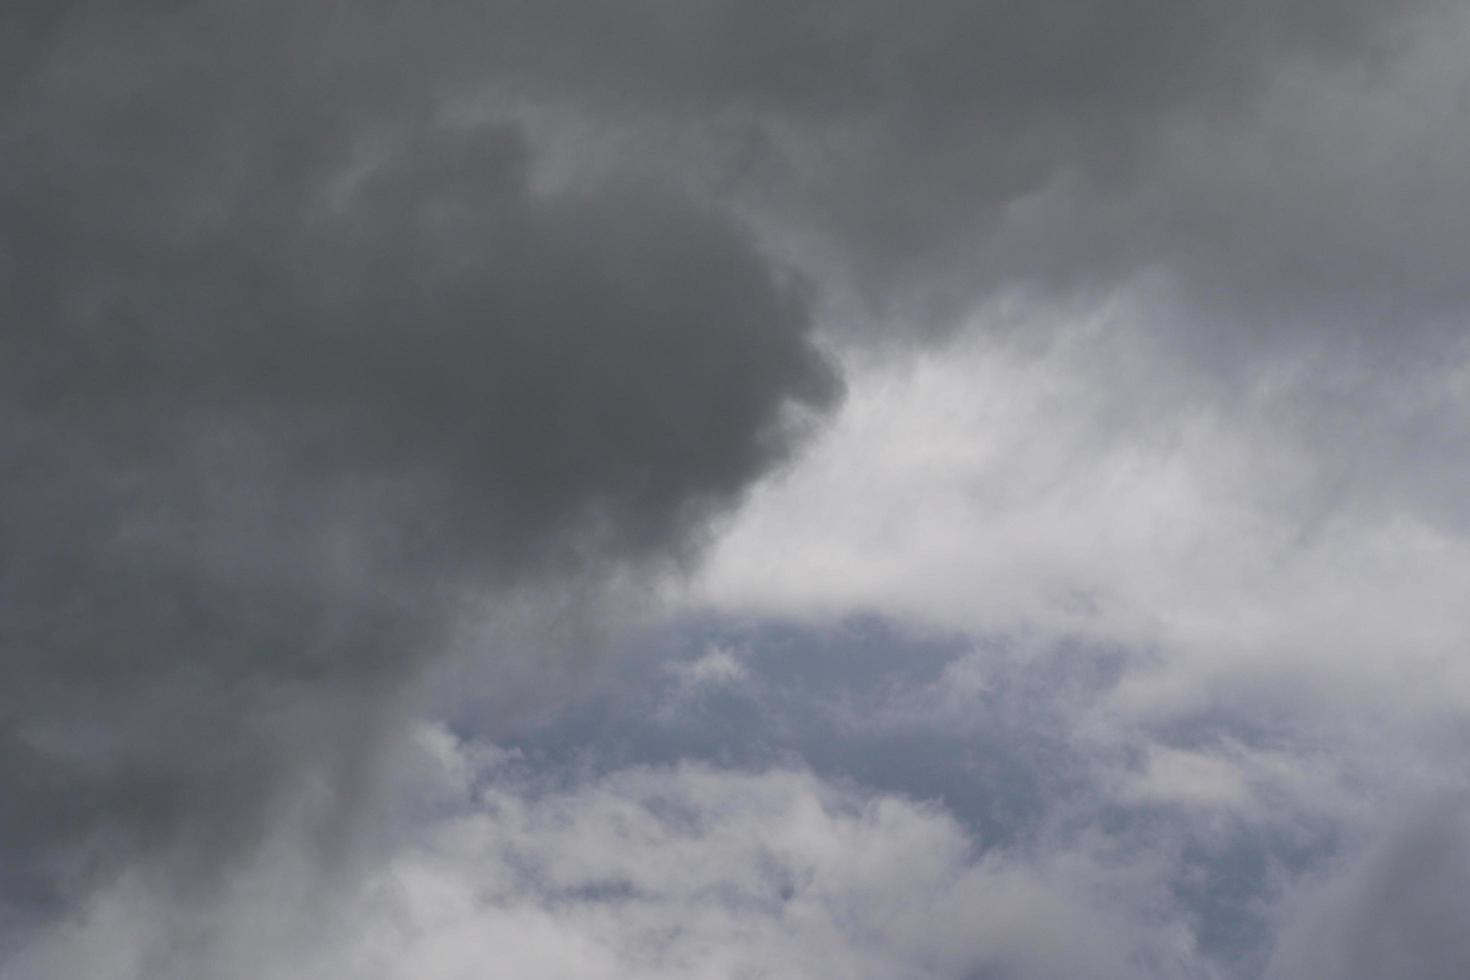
[0,0,833,929]
[472,0,1468,340]
[682,295,1470,972]
[7,726,1214,980]
[694,314,1470,721]
[6,1,1470,976]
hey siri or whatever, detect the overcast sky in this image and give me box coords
[5,3,1470,978]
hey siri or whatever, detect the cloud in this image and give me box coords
[0,0,834,928]
[1267,795,1470,980]
[679,298,1470,970]
[473,0,1466,340]
[693,311,1470,725]
[8,2,1470,975]
[7,727,1215,980]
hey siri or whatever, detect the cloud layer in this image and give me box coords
[7,1,1470,976]
[1,0,834,929]
[8,728,1210,980]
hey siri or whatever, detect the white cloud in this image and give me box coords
[9,726,1216,980]
[666,644,749,690]
[690,305,1470,727]
[671,304,1470,975]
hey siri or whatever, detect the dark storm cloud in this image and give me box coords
[0,0,833,924]
[451,0,1470,548]
[6,0,1469,969]
[470,0,1463,336]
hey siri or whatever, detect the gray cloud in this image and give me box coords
[467,0,1461,337]
[7,731,1211,980]
[0,0,833,929]
[1268,796,1470,980]
[480,613,1399,974]
[7,1,1470,974]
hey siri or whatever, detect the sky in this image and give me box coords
[4,2,1470,978]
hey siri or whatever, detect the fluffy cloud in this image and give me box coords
[0,0,833,929]
[7,1,1470,975]
[8,727,1213,980]
[682,295,1470,973]
[694,309,1470,724]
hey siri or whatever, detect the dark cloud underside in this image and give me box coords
[0,0,833,921]
[463,0,1458,330]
